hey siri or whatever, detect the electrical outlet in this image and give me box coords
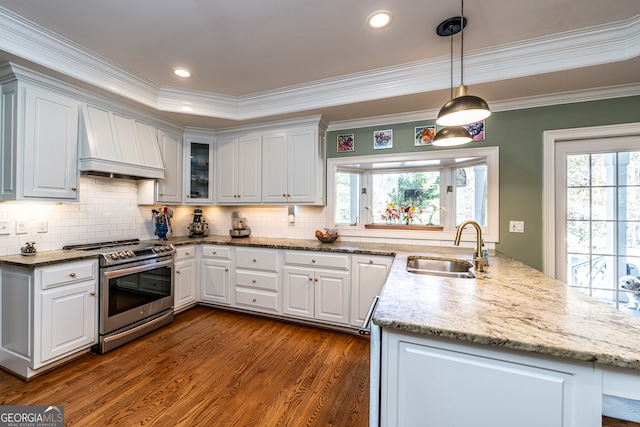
[509,220,525,233]
[0,220,10,235]
[37,219,48,233]
[16,221,28,234]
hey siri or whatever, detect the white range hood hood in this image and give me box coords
[78,104,165,179]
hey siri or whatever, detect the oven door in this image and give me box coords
[100,256,174,335]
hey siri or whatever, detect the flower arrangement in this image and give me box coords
[381,202,423,225]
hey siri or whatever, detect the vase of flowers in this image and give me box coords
[381,202,423,225]
[152,206,173,241]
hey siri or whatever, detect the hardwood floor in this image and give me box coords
[0,306,638,427]
[0,307,369,426]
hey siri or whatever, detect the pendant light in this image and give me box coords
[433,14,471,146]
[435,0,491,127]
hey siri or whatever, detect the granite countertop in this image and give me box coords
[2,235,640,370]
[373,248,640,371]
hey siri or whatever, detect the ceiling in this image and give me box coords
[0,0,639,130]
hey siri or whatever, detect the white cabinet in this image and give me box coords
[156,129,183,203]
[0,80,79,201]
[184,136,214,204]
[380,329,602,427]
[283,251,350,325]
[262,126,324,205]
[174,245,197,312]
[0,259,98,378]
[234,247,280,313]
[215,134,262,204]
[350,255,393,327]
[199,245,232,305]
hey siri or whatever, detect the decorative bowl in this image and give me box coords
[316,234,338,243]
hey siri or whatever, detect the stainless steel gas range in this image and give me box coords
[64,239,175,353]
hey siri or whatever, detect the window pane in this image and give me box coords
[567,220,590,253]
[335,172,359,224]
[619,222,640,255]
[371,171,440,224]
[567,154,589,187]
[591,221,616,255]
[567,188,589,220]
[455,165,487,226]
[619,151,640,185]
[591,187,615,221]
[619,187,640,221]
[591,153,615,186]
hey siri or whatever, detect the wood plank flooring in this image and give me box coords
[0,305,638,427]
[0,307,369,426]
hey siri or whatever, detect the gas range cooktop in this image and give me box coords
[63,239,174,266]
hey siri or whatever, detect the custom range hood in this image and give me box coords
[79,104,165,179]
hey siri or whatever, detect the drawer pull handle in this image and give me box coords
[185,252,190,256]
[212,251,217,255]
[311,259,316,263]
[90,291,96,296]
[176,270,181,274]
[252,298,257,303]
[252,279,256,284]
[69,272,76,277]
[369,259,374,264]
[253,258,257,263]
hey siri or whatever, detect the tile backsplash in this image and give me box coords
[0,176,463,256]
[0,176,329,256]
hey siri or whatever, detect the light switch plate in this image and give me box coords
[0,220,10,235]
[509,220,525,233]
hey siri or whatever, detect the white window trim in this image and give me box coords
[327,146,500,243]
[542,122,640,278]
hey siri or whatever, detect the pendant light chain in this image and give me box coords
[460,0,464,86]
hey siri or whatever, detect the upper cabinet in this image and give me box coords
[185,135,214,204]
[262,126,324,205]
[0,79,80,201]
[156,129,183,203]
[215,133,262,205]
[214,115,327,206]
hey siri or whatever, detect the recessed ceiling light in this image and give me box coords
[173,67,191,78]
[367,10,393,29]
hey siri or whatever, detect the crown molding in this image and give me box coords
[0,7,638,122]
[326,83,640,131]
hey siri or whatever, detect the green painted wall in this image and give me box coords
[327,95,640,271]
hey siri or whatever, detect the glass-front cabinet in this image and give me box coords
[184,136,214,204]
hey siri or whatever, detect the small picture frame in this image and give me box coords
[337,134,354,152]
[415,125,436,146]
[374,129,393,149]
[463,120,485,141]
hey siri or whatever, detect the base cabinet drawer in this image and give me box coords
[236,270,279,291]
[235,288,279,313]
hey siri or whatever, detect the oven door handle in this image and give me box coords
[103,257,173,279]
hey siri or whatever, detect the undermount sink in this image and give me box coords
[406,256,475,279]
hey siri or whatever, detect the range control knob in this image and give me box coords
[126,250,135,257]
[118,251,127,258]
[109,253,119,260]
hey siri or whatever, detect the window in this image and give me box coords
[327,147,499,242]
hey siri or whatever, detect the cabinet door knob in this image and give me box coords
[308,277,313,281]
[311,259,316,263]
[252,298,257,303]
[186,195,191,198]
[282,193,286,197]
[253,258,257,263]
[185,252,190,256]
[314,278,318,282]
[159,193,164,196]
[69,272,76,277]
[287,194,291,197]
[176,270,181,274]
[252,279,256,284]
[212,251,217,255]
[90,291,96,296]
[71,186,77,191]
[224,267,229,272]
[369,259,374,264]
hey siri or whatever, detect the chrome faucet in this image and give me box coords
[454,220,486,272]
